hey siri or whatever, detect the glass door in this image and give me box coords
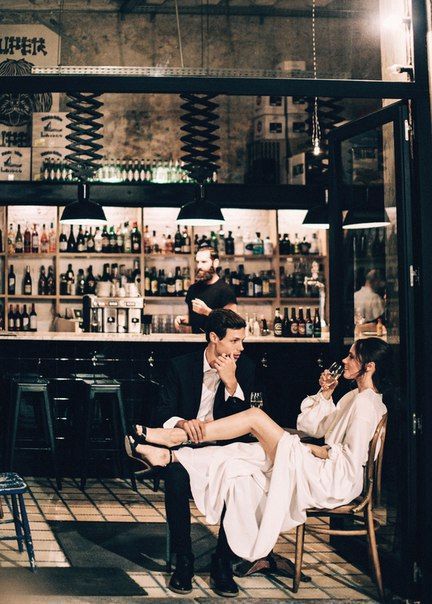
[328,102,417,597]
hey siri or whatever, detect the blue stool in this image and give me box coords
[0,472,36,572]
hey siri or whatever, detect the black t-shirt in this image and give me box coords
[185,278,237,333]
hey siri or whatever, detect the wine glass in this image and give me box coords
[250,392,264,409]
[309,361,344,402]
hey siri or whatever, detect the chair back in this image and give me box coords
[364,413,388,504]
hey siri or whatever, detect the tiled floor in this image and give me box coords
[0,477,381,602]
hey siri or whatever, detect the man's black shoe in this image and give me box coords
[168,553,194,594]
[210,554,239,597]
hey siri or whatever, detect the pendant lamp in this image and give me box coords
[342,206,391,229]
[302,205,329,229]
[177,183,224,226]
[60,182,107,225]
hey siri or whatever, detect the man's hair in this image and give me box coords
[205,309,246,342]
[197,244,219,262]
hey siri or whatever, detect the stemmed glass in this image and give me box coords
[309,361,344,402]
[250,392,264,409]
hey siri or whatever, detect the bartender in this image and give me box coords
[175,246,237,333]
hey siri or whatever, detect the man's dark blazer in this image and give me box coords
[152,348,255,427]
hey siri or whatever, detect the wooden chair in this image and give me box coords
[293,413,388,601]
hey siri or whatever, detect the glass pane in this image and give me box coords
[338,120,404,569]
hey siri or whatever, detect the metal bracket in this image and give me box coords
[409,265,420,287]
[412,413,422,435]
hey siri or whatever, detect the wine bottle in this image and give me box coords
[15,224,23,253]
[14,304,22,331]
[298,307,306,337]
[40,224,49,253]
[305,307,314,337]
[7,264,16,295]
[86,227,95,252]
[224,230,235,256]
[101,225,109,252]
[84,265,97,294]
[77,225,86,252]
[67,225,76,252]
[76,268,85,295]
[29,303,37,332]
[182,228,191,254]
[131,222,142,253]
[174,225,183,254]
[273,307,282,337]
[32,225,39,253]
[313,309,321,338]
[8,304,15,331]
[8,223,15,254]
[47,265,55,295]
[49,222,56,253]
[94,227,103,253]
[23,265,32,295]
[59,226,67,252]
[21,304,30,331]
[290,307,298,337]
[282,307,290,337]
[144,267,151,296]
[38,265,47,295]
[24,225,31,253]
[166,271,175,296]
[66,263,75,295]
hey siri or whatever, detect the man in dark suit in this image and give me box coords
[153,309,255,597]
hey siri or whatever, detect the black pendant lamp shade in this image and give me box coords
[177,184,224,226]
[302,205,329,229]
[60,182,107,225]
[342,206,391,229]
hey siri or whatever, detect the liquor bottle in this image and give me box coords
[305,308,314,337]
[293,233,300,254]
[109,226,117,253]
[59,226,67,252]
[235,227,244,255]
[290,307,299,337]
[14,304,22,331]
[166,271,175,296]
[224,230,235,256]
[297,307,306,337]
[210,231,218,253]
[143,225,151,254]
[123,222,131,253]
[175,266,183,296]
[158,269,167,296]
[218,224,225,248]
[32,224,40,253]
[151,268,159,295]
[282,307,290,337]
[29,303,37,332]
[49,222,56,253]
[264,236,273,256]
[182,228,191,254]
[84,265,97,294]
[131,222,142,253]
[116,224,124,253]
[59,273,68,295]
[244,232,254,256]
[21,304,30,331]
[47,265,55,295]
[299,236,310,255]
[66,263,75,295]
[23,265,32,295]
[253,232,264,255]
[165,234,174,254]
[38,265,47,295]
[67,225,76,252]
[144,267,151,296]
[182,266,191,292]
[7,223,15,254]
[77,225,86,252]
[101,263,111,282]
[8,304,15,331]
[39,224,48,253]
[7,264,16,295]
[94,227,103,253]
[313,308,322,338]
[101,225,109,252]
[131,258,141,289]
[193,234,200,253]
[273,307,283,337]
[76,268,85,295]
[24,224,31,253]
[15,224,23,253]
[247,274,254,297]
[174,226,183,254]
[253,272,263,297]
[86,227,95,252]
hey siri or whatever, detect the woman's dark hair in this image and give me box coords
[206,309,246,342]
[353,337,393,394]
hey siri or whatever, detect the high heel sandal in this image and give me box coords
[129,424,148,445]
[124,435,173,473]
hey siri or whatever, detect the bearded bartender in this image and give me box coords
[175,246,238,333]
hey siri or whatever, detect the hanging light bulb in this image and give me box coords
[310,1,321,156]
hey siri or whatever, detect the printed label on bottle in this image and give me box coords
[59,241,67,252]
[298,324,306,336]
[24,286,31,294]
[291,323,298,335]
[30,316,37,330]
[274,323,282,336]
[306,323,314,336]
[8,318,14,329]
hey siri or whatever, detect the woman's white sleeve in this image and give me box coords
[296,393,337,437]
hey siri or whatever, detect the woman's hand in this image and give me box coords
[319,370,339,400]
[308,444,331,459]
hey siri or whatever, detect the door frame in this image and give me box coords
[327,101,418,596]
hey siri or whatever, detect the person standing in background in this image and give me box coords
[175,246,237,333]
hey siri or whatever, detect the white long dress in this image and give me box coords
[175,388,387,561]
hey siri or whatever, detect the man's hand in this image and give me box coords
[191,298,212,317]
[213,353,237,395]
[174,314,188,330]
[308,444,331,459]
[176,419,206,443]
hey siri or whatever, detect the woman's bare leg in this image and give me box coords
[144,408,284,463]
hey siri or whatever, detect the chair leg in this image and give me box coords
[8,386,22,471]
[293,523,305,593]
[18,493,36,572]
[43,390,62,491]
[364,506,384,601]
[116,389,137,492]
[11,495,24,552]
[81,392,94,490]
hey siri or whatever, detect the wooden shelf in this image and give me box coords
[144,296,186,301]
[279,254,325,260]
[8,295,56,300]
[59,253,140,259]
[219,254,274,260]
[8,253,56,259]
[238,297,276,302]
[280,297,320,303]
[145,253,192,259]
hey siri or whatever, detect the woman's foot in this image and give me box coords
[133,425,189,448]
[124,435,172,471]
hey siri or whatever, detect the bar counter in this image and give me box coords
[0,332,330,343]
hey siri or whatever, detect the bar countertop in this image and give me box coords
[0,332,330,343]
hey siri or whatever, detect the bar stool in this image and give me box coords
[7,375,61,491]
[0,472,37,571]
[79,377,137,491]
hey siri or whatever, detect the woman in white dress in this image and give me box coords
[126,337,391,562]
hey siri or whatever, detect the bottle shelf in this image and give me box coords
[279,254,325,260]
[7,295,56,300]
[238,297,276,302]
[280,297,320,303]
[59,295,83,300]
[144,296,186,301]
[219,254,274,260]
[8,253,56,259]
[59,253,140,259]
